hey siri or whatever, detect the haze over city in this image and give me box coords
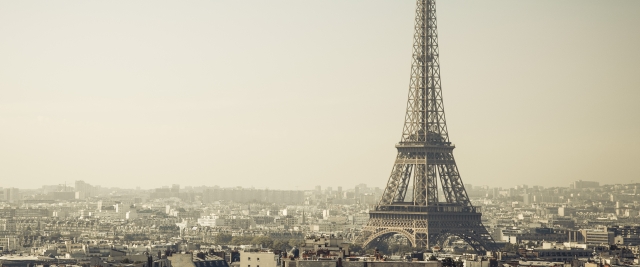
[1,0,639,190]
[5,1,640,266]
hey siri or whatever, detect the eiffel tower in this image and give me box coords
[361,0,498,253]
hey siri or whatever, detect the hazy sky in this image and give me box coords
[1,1,639,190]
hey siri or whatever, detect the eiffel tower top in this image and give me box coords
[378,0,472,207]
[401,0,450,147]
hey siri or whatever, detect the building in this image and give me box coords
[534,249,592,262]
[614,235,640,246]
[51,191,75,200]
[240,251,279,267]
[193,254,228,267]
[202,188,305,204]
[74,180,95,198]
[198,216,224,227]
[572,180,599,189]
[348,214,369,225]
[581,229,615,245]
[2,188,20,203]
[0,236,20,252]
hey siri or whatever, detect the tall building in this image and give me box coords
[171,184,180,194]
[571,180,599,189]
[2,188,20,203]
[75,180,95,198]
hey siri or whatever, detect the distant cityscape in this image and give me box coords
[1,180,640,266]
[2,0,638,266]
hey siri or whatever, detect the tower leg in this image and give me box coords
[415,232,428,248]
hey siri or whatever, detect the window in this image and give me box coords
[257,258,260,261]
[248,257,251,261]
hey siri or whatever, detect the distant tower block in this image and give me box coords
[361,0,497,253]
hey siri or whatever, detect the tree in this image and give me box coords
[442,257,455,267]
[365,243,389,255]
[271,240,290,251]
[288,239,304,248]
[49,232,62,241]
[231,236,254,245]
[349,243,364,255]
[123,234,147,241]
[215,233,233,244]
[377,243,389,255]
[391,244,413,255]
[390,244,400,254]
[252,236,274,248]
[123,234,136,241]
[502,243,519,253]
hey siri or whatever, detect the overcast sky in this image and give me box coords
[1,0,639,190]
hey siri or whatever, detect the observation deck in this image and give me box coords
[373,203,481,214]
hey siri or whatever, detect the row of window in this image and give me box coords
[539,252,590,257]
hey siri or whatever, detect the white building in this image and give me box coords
[240,251,279,267]
[197,216,224,227]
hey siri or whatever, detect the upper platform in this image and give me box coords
[395,141,455,153]
[373,203,481,214]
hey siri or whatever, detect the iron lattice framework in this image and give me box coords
[362,0,498,253]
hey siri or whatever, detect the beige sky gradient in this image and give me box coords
[1,0,639,190]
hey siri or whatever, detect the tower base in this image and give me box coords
[362,204,498,253]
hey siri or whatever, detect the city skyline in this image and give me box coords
[0,179,625,192]
[2,0,639,190]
